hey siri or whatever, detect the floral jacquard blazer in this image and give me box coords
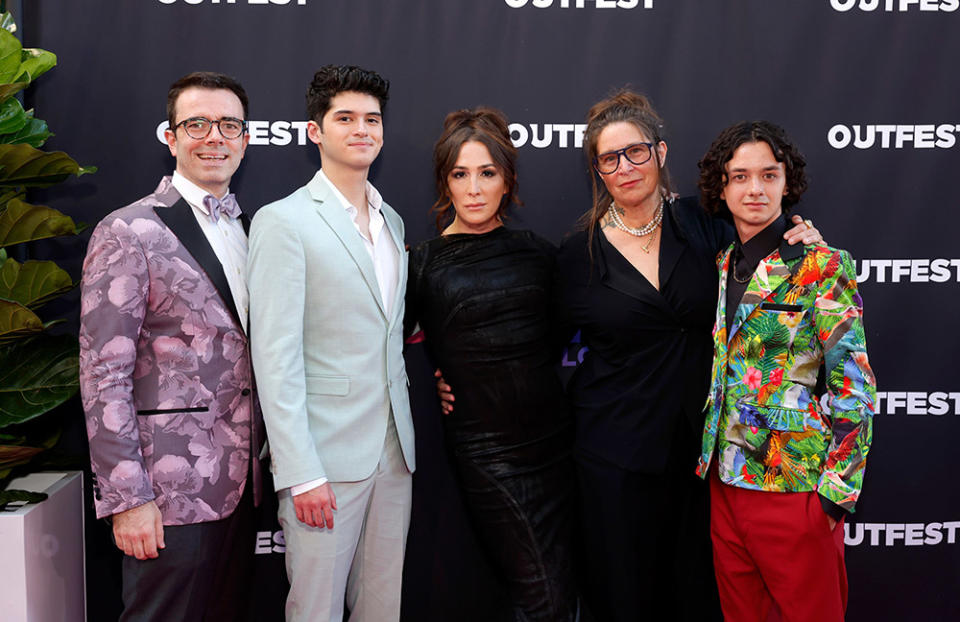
[79,177,263,525]
[696,238,876,514]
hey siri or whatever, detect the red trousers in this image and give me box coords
[709,467,847,622]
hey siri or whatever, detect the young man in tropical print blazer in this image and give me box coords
[694,121,876,622]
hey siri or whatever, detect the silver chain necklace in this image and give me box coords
[607,196,664,237]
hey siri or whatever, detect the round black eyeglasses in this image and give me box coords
[593,142,655,175]
[174,116,247,140]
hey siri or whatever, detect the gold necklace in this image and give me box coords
[731,250,753,283]
[639,227,658,254]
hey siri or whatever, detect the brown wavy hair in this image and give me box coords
[431,107,521,231]
[697,120,808,220]
[579,89,672,248]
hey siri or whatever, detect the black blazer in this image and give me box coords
[556,197,733,472]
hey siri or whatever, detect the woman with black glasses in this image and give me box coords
[555,90,821,621]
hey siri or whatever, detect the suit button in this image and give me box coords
[94,492,102,500]
[241,388,251,396]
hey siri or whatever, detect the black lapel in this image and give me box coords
[779,235,805,277]
[240,212,251,236]
[657,200,686,289]
[596,228,672,315]
[154,199,244,329]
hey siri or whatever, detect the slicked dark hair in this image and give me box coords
[167,71,249,128]
[306,65,390,125]
[698,120,809,220]
[431,107,521,232]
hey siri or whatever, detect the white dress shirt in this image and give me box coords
[171,171,249,333]
[290,169,401,497]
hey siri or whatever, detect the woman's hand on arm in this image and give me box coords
[784,214,825,246]
[435,369,455,414]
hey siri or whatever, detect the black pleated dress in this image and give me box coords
[406,226,578,622]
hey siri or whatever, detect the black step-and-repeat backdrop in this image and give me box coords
[23,1,959,620]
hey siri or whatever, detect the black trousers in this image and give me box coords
[119,478,256,622]
[575,454,721,622]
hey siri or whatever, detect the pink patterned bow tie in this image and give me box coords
[203,193,241,223]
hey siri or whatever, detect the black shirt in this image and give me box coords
[724,214,788,332]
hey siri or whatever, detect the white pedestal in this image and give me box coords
[0,471,86,622]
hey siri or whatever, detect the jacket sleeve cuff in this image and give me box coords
[819,493,848,522]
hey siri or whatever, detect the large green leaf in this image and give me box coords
[0,334,78,426]
[0,298,42,342]
[0,78,27,103]
[0,198,78,247]
[0,488,48,507]
[0,258,72,308]
[0,143,95,188]
[19,48,56,83]
[0,115,51,148]
[0,29,22,85]
[0,186,21,208]
[0,96,27,135]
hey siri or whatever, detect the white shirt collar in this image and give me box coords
[171,171,231,215]
[316,168,383,215]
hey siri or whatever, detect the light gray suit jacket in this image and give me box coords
[247,171,415,490]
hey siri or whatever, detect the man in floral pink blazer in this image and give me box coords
[79,72,264,622]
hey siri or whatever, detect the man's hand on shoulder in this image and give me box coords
[113,500,164,560]
[293,483,337,529]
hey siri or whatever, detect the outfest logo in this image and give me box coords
[255,530,286,554]
[509,123,586,149]
[504,0,653,8]
[156,119,590,150]
[845,521,960,546]
[830,0,959,10]
[875,391,960,415]
[854,259,960,283]
[828,124,960,149]
[156,120,314,146]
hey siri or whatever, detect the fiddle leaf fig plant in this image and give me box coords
[0,12,95,507]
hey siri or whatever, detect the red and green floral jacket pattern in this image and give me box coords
[696,242,876,513]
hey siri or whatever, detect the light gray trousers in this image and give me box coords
[278,416,412,622]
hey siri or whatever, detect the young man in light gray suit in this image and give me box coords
[247,65,415,622]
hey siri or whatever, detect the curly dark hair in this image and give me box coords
[167,71,248,128]
[697,120,808,220]
[306,65,389,124]
[431,107,521,232]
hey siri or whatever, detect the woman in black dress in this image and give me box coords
[556,91,821,621]
[405,108,578,622]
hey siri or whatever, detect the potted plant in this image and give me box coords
[0,9,94,506]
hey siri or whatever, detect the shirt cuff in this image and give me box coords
[289,477,328,496]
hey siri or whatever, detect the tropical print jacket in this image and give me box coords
[696,239,875,513]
